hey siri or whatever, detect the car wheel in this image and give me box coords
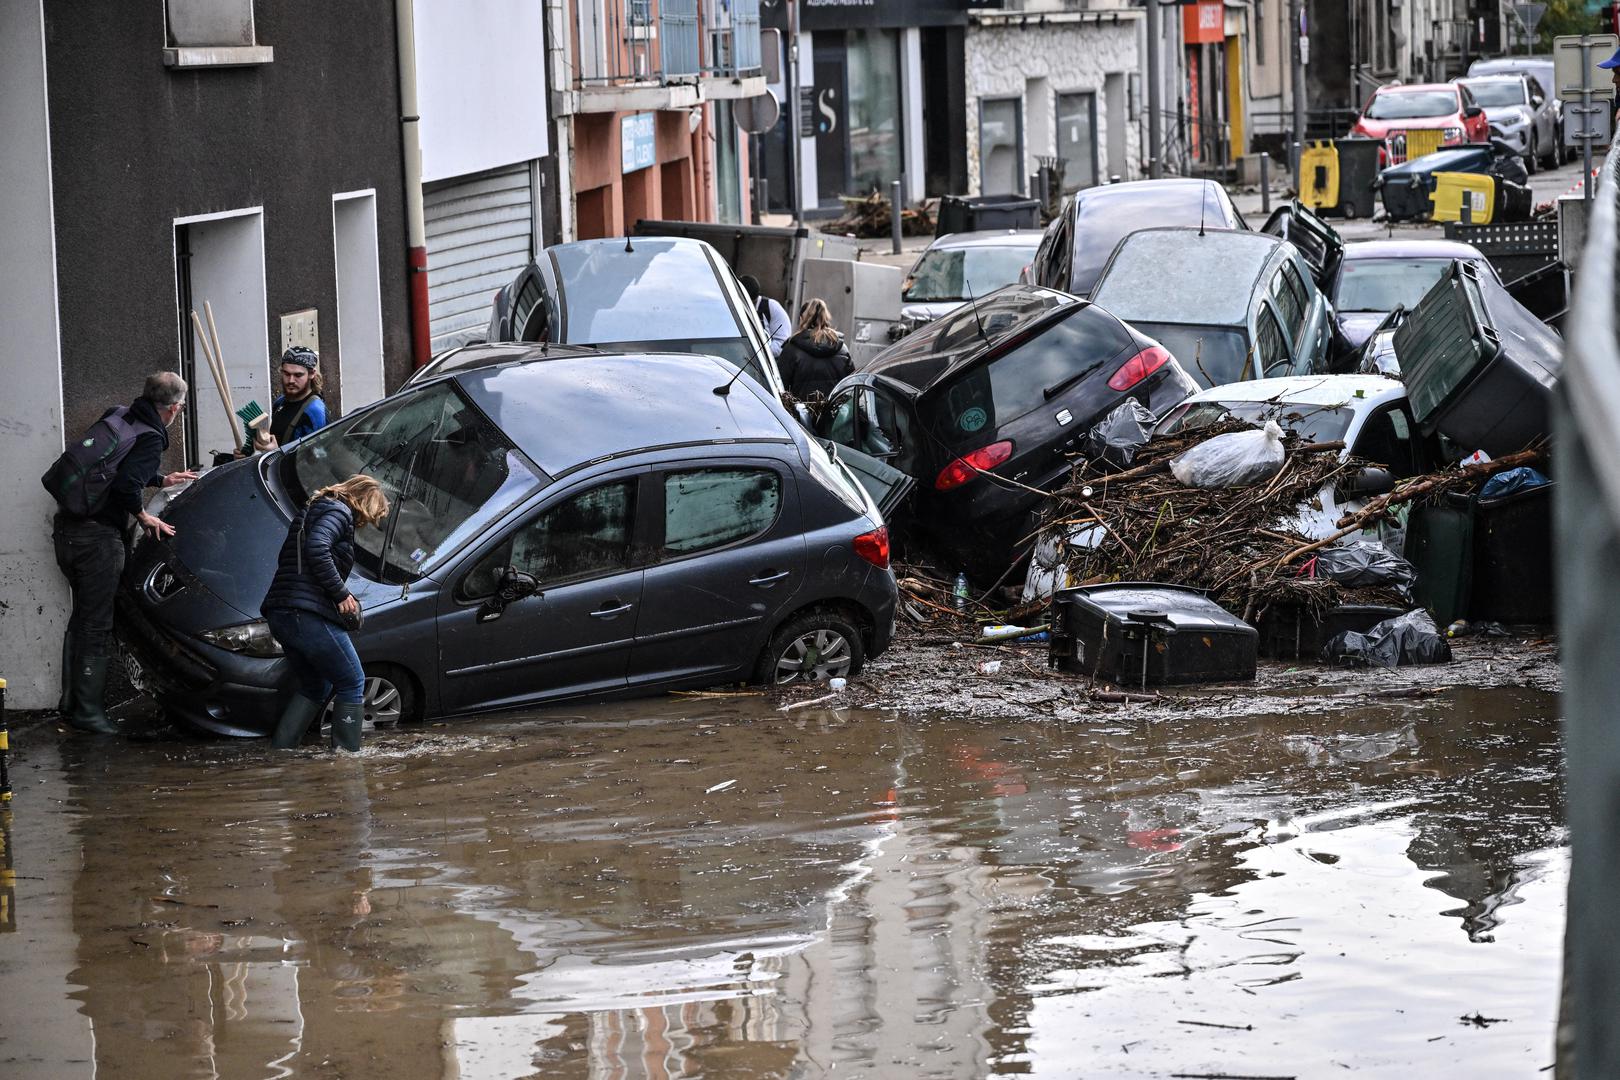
[1524,137,1538,175]
[323,664,421,733]
[756,610,866,686]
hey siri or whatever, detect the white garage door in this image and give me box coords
[424,162,536,351]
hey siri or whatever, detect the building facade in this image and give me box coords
[0,0,413,709]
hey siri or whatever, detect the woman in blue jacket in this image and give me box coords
[263,475,390,751]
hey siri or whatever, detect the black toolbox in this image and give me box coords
[1392,260,1560,457]
[1256,603,1407,661]
[1050,583,1258,687]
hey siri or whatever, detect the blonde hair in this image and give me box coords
[312,474,390,528]
[796,297,840,349]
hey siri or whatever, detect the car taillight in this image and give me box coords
[934,440,1014,491]
[1107,346,1171,392]
[853,525,890,569]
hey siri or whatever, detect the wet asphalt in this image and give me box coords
[0,679,1564,1078]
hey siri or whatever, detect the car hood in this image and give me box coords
[148,457,397,624]
[1335,311,1388,349]
[1485,106,1531,125]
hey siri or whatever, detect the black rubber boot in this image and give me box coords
[330,701,364,753]
[58,633,76,715]
[270,695,323,749]
[67,654,119,735]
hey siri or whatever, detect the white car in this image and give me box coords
[1023,375,1431,600]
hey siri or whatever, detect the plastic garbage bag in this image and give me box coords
[1310,540,1418,595]
[1169,421,1286,489]
[1479,466,1551,500]
[1082,399,1157,468]
[1322,608,1452,668]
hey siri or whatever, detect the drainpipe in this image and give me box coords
[395,0,432,369]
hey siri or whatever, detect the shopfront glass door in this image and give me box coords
[980,97,1023,195]
[1055,91,1098,192]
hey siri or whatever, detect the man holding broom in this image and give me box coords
[241,346,328,454]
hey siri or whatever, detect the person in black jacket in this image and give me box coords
[262,475,390,752]
[776,297,854,401]
[53,372,195,735]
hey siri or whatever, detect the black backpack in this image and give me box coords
[41,407,158,517]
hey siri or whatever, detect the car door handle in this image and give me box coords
[749,570,791,587]
[589,602,633,619]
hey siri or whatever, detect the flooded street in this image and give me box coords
[0,687,1564,1078]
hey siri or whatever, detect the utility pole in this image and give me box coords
[1291,0,1308,179]
[787,0,803,222]
[1147,0,1163,177]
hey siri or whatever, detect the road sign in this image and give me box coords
[1564,99,1614,147]
[734,90,781,134]
[1513,2,1546,40]
[1554,34,1619,102]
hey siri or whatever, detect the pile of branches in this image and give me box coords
[1035,421,1392,621]
[829,191,936,238]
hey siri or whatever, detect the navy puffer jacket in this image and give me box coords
[261,497,356,624]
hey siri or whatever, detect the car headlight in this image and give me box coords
[1443,127,1465,142]
[199,620,284,658]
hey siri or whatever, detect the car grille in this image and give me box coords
[115,591,217,691]
[143,560,185,603]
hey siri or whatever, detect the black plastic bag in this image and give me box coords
[1311,540,1418,596]
[1082,399,1157,468]
[1322,608,1452,668]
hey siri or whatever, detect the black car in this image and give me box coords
[1027,178,1247,299]
[815,285,1198,580]
[118,351,897,737]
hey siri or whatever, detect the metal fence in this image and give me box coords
[1556,141,1620,1080]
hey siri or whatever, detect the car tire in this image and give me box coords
[1524,137,1538,176]
[755,610,866,686]
[323,663,422,733]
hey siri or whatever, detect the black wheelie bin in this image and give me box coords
[1049,583,1258,687]
[1391,260,1561,458]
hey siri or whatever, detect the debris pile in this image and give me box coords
[828,191,936,238]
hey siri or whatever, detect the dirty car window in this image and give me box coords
[462,479,637,597]
[289,383,540,582]
[1161,399,1355,444]
[904,246,1035,302]
[663,469,781,555]
[550,242,742,344]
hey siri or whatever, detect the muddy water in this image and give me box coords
[0,687,1563,1078]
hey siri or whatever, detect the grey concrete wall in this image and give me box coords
[42,0,414,462]
[1,0,69,710]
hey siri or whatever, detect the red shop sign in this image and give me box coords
[1183,0,1225,44]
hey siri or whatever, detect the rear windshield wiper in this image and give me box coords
[1042,364,1101,401]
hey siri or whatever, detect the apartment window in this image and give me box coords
[165,0,273,67]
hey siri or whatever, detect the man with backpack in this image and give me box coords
[739,275,791,358]
[43,371,194,735]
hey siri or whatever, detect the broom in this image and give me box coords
[190,305,244,449]
[236,400,272,450]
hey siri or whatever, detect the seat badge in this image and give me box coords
[1055,408,1073,426]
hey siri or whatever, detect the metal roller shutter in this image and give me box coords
[423,162,535,351]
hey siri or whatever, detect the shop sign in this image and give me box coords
[799,0,970,32]
[621,112,657,174]
[1183,0,1225,44]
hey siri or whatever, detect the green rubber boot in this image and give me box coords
[67,654,119,735]
[270,694,324,749]
[58,633,76,715]
[330,701,364,753]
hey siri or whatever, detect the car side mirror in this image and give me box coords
[1341,466,1396,499]
[476,566,541,623]
[1465,105,1485,119]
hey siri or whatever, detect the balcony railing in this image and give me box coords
[580,0,760,89]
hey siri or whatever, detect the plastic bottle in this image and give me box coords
[1446,619,1470,638]
[953,572,971,611]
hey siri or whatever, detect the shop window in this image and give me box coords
[846,28,903,194]
[980,97,1024,195]
[164,0,273,67]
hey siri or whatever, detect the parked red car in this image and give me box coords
[1350,83,1490,164]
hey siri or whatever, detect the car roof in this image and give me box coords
[1182,374,1407,409]
[1341,239,1488,261]
[1090,228,1285,325]
[452,350,794,476]
[928,229,1045,250]
[1460,74,1526,85]
[1073,177,1227,206]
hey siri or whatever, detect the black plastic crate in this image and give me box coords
[1049,583,1257,687]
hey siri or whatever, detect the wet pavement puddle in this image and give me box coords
[0,686,1563,1077]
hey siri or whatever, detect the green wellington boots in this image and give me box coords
[270,695,324,749]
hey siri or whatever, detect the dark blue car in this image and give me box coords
[118,351,897,736]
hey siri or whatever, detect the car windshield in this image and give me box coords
[1464,80,1527,107]
[550,242,744,347]
[1070,184,1235,296]
[1159,399,1355,444]
[919,305,1132,449]
[286,382,542,583]
[1131,323,1252,388]
[1365,90,1458,119]
[1336,257,1468,311]
[904,246,1034,302]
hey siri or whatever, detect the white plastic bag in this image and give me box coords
[1169,421,1286,489]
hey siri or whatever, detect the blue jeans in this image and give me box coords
[263,608,365,705]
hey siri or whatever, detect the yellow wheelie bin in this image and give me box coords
[1429,172,1496,224]
[1297,141,1340,212]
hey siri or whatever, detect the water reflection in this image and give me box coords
[0,687,1564,1078]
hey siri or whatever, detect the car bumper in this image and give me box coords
[117,589,287,737]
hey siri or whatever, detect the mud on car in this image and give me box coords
[118,351,897,736]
